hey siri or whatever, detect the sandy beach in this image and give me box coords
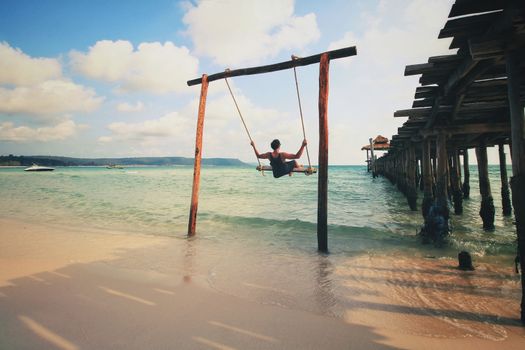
[1,217,523,350]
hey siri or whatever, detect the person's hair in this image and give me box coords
[271,139,281,150]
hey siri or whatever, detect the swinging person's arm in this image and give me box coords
[250,141,270,159]
[282,139,307,159]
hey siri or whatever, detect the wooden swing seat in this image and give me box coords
[256,165,317,175]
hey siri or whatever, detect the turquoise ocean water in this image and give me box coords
[2,164,522,335]
[0,165,517,263]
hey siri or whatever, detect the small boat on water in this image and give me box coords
[24,164,55,172]
[106,164,124,169]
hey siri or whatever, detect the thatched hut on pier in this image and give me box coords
[361,135,390,172]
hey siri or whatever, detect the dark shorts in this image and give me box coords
[272,161,296,178]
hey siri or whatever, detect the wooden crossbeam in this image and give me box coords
[186,46,357,86]
[470,33,525,60]
[420,122,510,137]
[412,98,435,108]
[449,0,508,18]
[394,106,452,118]
[428,54,463,64]
[415,86,439,99]
[439,11,501,39]
[404,63,434,76]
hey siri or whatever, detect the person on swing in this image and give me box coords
[250,139,307,178]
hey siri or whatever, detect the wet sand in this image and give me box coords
[0,217,524,349]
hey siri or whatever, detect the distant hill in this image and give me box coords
[0,155,248,167]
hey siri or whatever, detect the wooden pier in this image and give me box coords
[371,0,525,323]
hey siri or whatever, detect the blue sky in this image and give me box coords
[1,0,474,164]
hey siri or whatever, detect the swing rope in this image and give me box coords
[223,71,264,175]
[292,56,313,173]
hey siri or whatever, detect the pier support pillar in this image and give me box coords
[420,132,449,245]
[476,140,495,230]
[450,149,463,215]
[406,144,417,211]
[366,149,370,172]
[462,149,470,199]
[418,157,424,191]
[499,143,512,216]
[317,53,330,253]
[506,48,525,324]
[431,155,438,196]
[421,137,434,218]
[188,75,209,237]
[369,138,376,178]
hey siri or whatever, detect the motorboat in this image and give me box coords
[106,164,124,169]
[24,164,55,172]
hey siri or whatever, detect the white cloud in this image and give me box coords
[116,101,144,113]
[0,42,62,86]
[100,111,192,142]
[97,85,303,159]
[0,120,86,142]
[183,0,320,66]
[325,0,454,164]
[70,40,199,94]
[0,79,103,117]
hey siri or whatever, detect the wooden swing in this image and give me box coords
[187,46,358,253]
[223,57,316,176]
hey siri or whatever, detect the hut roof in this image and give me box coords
[374,135,389,144]
[361,143,390,151]
[361,135,390,151]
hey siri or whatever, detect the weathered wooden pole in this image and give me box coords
[431,155,438,196]
[317,53,330,253]
[366,149,370,172]
[436,133,449,205]
[418,157,424,191]
[406,144,417,211]
[450,149,463,215]
[397,150,406,195]
[462,149,470,198]
[498,143,512,216]
[369,138,376,178]
[421,137,434,218]
[476,139,495,230]
[419,132,450,245]
[436,132,450,239]
[188,75,209,237]
[506,49,525,324]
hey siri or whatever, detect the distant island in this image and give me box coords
[0,155,248,167]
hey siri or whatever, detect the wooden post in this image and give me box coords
[431,155,438,196]
[436,132,450,230]
[462,149,470,198]
[498,143,512,216]
[422,137,434,218]
[187,75,209,237]
[420,132,450,245]
[317,53,329,253]
[369,138,376,178]
[476,139,495,230]
[436,133,448,204]
[450,149,463,215]
[506,49,525,324]
[366,149,370,172]
[418,157,424,191]
[406,144,417,211]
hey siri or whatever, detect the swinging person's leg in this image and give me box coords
[287,161,298,176]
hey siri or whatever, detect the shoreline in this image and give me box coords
[1,217,524,349]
